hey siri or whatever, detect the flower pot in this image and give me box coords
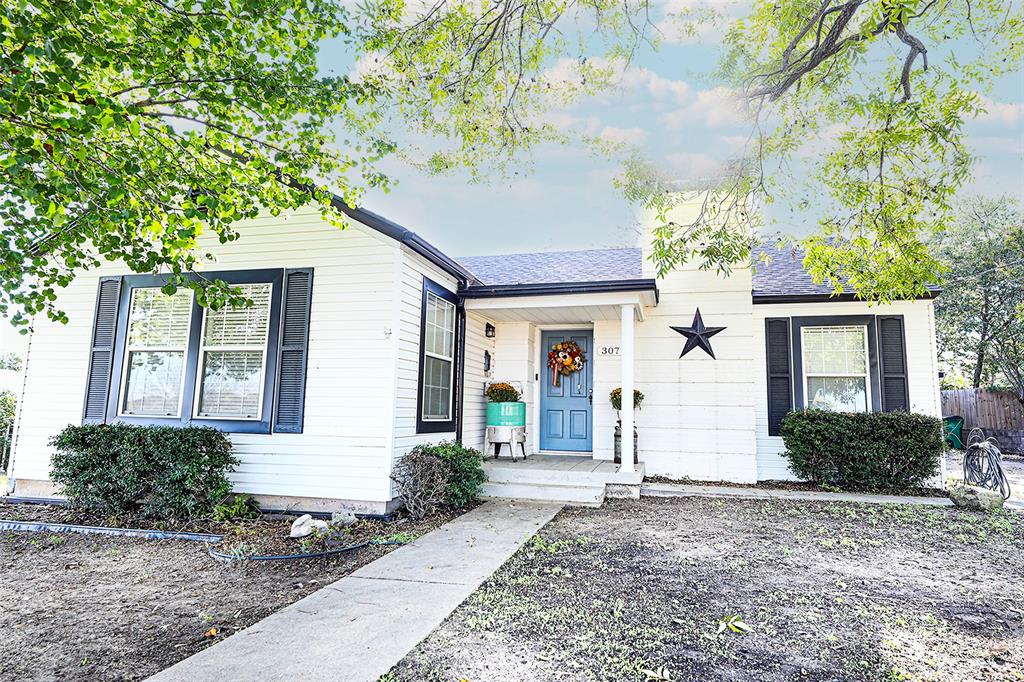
[486,401,526,427]
[614,422,639,465]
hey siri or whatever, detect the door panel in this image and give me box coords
[540,330,593,452]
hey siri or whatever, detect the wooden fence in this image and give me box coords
[941,388,1024,454]
[941,389,1024,430]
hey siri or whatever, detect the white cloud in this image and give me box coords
[540,111,603,136]
[664,151,726,179]
[976,96,1023,126]
[653,0,750,45]
[618,65,691,104]
[659,87,748,129]
[348,52,393,84]
[542,58,692,108]
[597,126,649,146]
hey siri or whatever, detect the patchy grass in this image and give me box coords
[387,497,1024,682]
[0,505,467,681]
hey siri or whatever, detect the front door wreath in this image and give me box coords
[547,340,586,387]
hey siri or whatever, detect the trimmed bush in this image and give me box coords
[780,410,944,490]
[50,424,237,520]
[391,440,486,519]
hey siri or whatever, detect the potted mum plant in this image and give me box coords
[610,387,644,465]
[486,382,526,428]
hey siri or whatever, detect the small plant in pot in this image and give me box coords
[485,382,526,427]
[610,387,644,465]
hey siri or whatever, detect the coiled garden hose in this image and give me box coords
[208,538,406,563]
[962,428,1012,500]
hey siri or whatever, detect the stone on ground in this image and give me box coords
[949,484,1004,511]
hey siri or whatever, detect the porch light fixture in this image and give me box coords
[485,323,496,338]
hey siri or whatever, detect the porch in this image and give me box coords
[480,454,646,506]
[465,284,656,458]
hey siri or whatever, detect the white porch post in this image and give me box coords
[620,304,635,472]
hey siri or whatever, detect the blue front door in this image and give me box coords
[540,330,593,452]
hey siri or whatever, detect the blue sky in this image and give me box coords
[323,9,1024,258]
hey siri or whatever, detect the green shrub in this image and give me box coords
[212,493,261,522]
[0,390,15,472]
[391,440,486,519]
[50,424,237,520]
[780,410,943,490]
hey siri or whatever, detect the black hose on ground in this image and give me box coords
[208,538,406,563]
[962,428,1012,500]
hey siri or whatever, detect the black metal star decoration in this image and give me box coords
[671,308,726,359]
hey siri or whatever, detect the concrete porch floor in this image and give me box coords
[481,454,645,505]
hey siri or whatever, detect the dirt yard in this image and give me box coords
[0,506,463,681]
[389,497,1024,682]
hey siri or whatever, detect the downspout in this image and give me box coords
[455,301,467,444]
[6,327,34,494]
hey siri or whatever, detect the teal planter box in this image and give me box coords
[486,402,526,427]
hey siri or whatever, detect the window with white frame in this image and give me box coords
[801,325,870,412]
[120,288,194,416]
[195,283,273,419]
[421,288,456,423]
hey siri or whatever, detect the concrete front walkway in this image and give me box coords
[149,500,561,682]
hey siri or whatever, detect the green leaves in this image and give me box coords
[934,197,1024,388]
[717,614,753,635]
[652,0,1022,300]
[1,0,381,326]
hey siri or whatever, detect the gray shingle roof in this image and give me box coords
[752,243,831,298]
[458,248,643,286]
[752,243,941,299]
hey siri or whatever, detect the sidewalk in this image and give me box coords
[641,482,954,506]
[149,500,561,682]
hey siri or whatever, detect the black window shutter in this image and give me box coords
[83,277,122,423]
[878,315,909,412]
[274,268,313,433]
[765,318,793,436]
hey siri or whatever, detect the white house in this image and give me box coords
[5,197,942,512]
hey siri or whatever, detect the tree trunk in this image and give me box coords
[973,337,987,388]
[973,296,990,388]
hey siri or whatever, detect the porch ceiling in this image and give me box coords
[463,289,655,323]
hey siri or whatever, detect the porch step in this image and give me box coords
[479,481,606,507]
[479,456,645,507]
[482,459,645,487]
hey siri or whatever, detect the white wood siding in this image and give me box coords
[752,299,942,481]
[10,209,403,506]
[389,247,461,473]
[463,312,497,453]
[490,322,537,456]
[627,268,759,482]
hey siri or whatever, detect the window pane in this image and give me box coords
[127,288,192,347]
[121,287,191,417]
[802,326,867,375]
[197,350,264,418]
[203,284,271,347]
[422,355,452,420]
[196,283,272,420]
[425,292,455,359]
[122,351,184,416]
[807,376,868,412]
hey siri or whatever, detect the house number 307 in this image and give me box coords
[600,346,620,355]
